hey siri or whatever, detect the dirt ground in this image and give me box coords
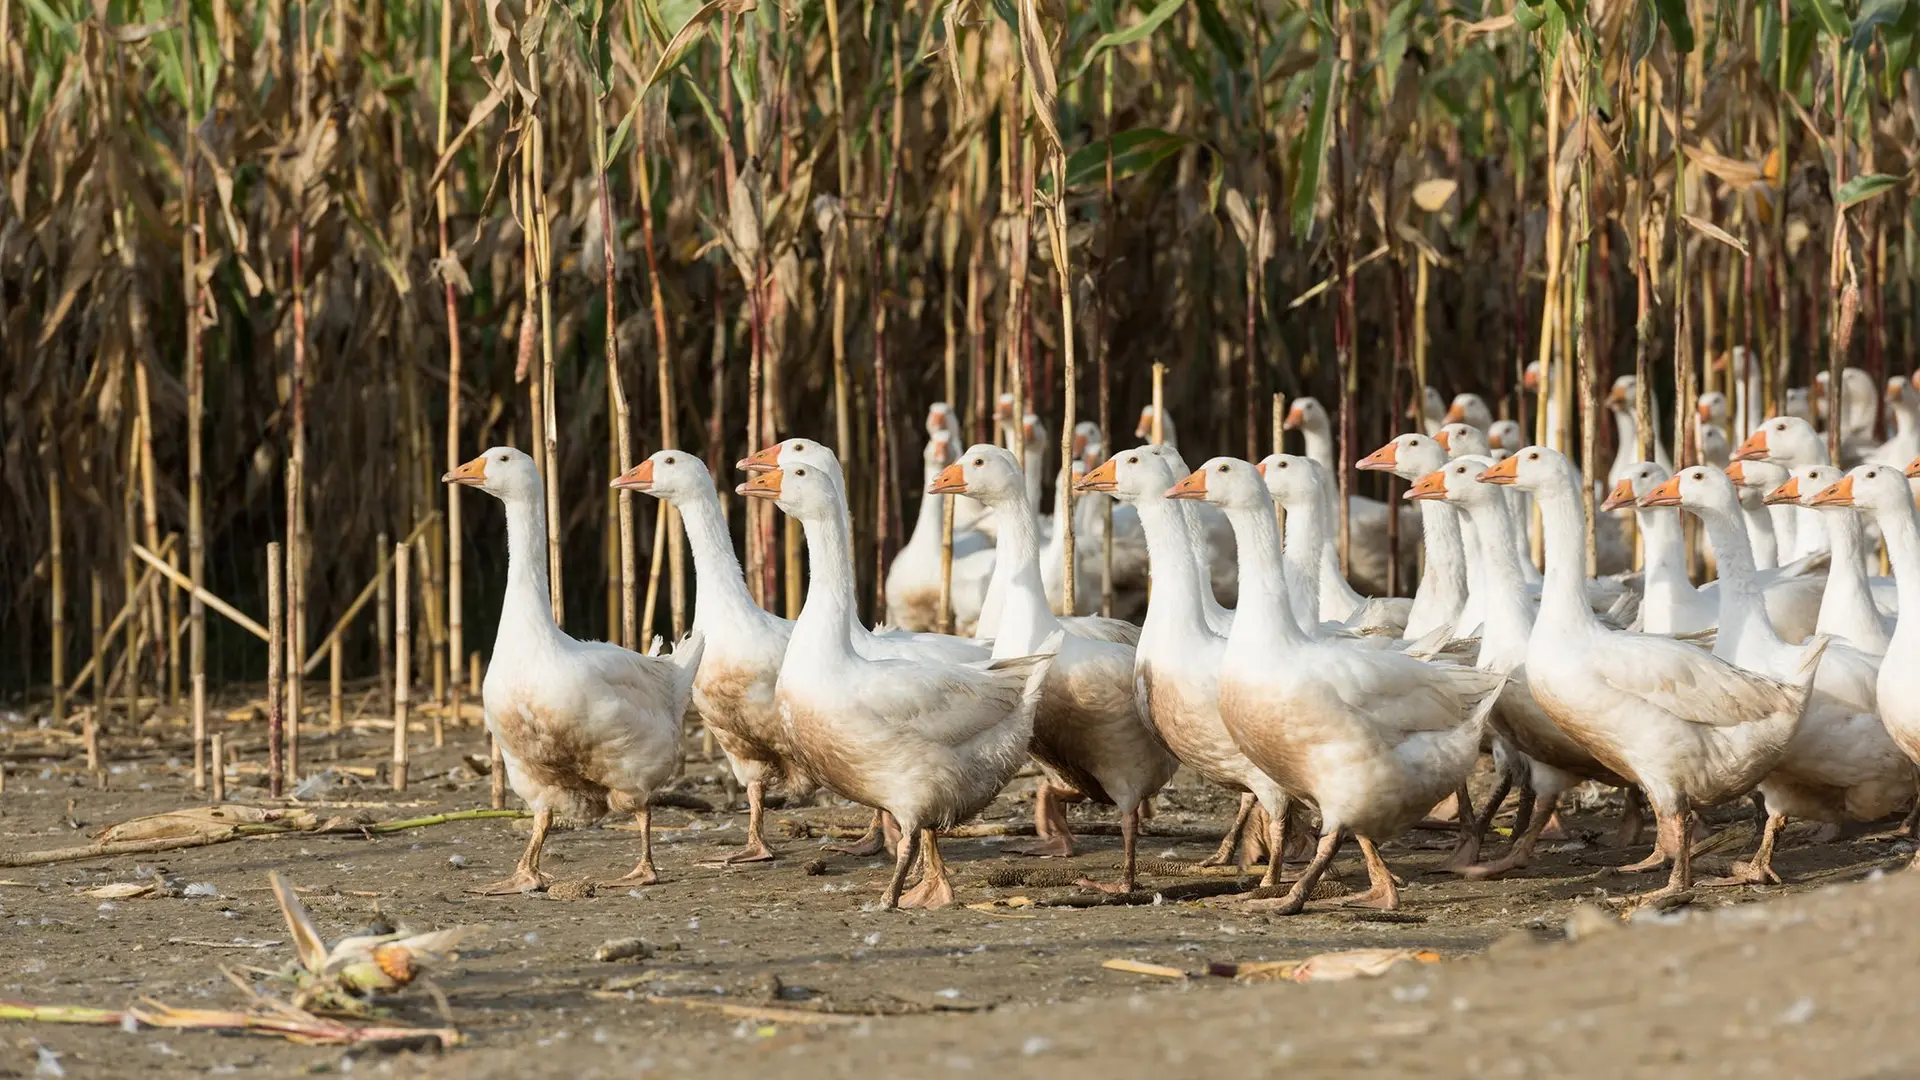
[4,700,1919,1079]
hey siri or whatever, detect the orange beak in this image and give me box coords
[1710,351,1727,375]
[1888,378,1906,404]
[1282,405,1305,430]
[1443,401,1467,424]
[739,443,786,472]
[738,469,783,499]
[1907,457,1920,479]
[443,455,489,486]
[1407,471,1449,501]
[929,462,968,495]
[610,459,656,491]
[1811,476,1856,507]
[1600,478,1638,511]
[1725,461,1748,486]
[1696,401,1713,422]
[1732,430,1770,462]
[1076,458,1119,493]
[1607,383,1628,406]
[1763,477,1802,506]
[1487,429,1506,451]
[1639,475,1683,508]
[1357,441,1400,471]
[1071,432,1089,459]
[1478,457,1519,485]
[1167,470,1209,500]
[1434,429,1453,451]
[1135,410,1154,439]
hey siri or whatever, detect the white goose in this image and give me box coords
[612,450,793,864]
[1773,465,1892,655]
[1412,458,1630,876]
[1814,366,1880,461]
[1443,393,1495,432]
[1644,465,1907,884]
[1870,377,1920,472]
[1285,396,1419,596]
[1175,457,1506,914]
[1735,416,1833,562]
[1412,385,1448,435]
[1600,463,1714,635]
[1083,446,1295,882]
[1819,461,1920,867]
[926,401,990,533]
[1130,405,1241,607]
[1261,454,1411,634]
[1487,419,1524,461]
[1359,433,1471,639]
[885,428,996,635]
[448,448,703,893]
[1726,459,1792,572]
[1606,375,1673,485]
[744,464,1056,909]
[1485,445,1821,902]
[938,446,1178,889]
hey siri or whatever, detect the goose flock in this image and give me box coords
[442,365,1920,913]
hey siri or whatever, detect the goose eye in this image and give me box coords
[1868,470,1878,479]
[972,457,984,467]
[497,453,510,462]
[1527,451,1539,460]
[795,468,807,477]
[1278,461,1289,469]
[1126,456,1138,464]
[1693,471,1704,481]
[664,455,676,464]
[1217,463,1230,473]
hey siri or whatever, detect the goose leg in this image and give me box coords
[1444,773,1510,873]
[1462,792,1560,880]
[1200,794,1257,868]
[1635,802,1695,904]
[829,809,898,857]
[881,827,923,909]
[474,806,553,894]
[1235,829,1343,915]
[1702,810,1787,887]
[720,779,775,864]
[1612,786,1648,849]
[1344,836,1401,910]
[898,830,956,909]
[1258,798,1290,888]
[1007,784,1075,857]
[601,805,660,887]
[1077,808,1141,894]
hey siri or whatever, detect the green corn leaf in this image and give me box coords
[1192,0,1245,66]
[1836,172,1903,208]
[1056,127,1190,191]
[1290,52,1335,238]
[1653,0,1693,51]
[1069,0,1186,83]
[1851,0,1917,49]
[1806,0,1849,38]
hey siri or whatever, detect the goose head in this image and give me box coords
[1436,422,1491,459]
[1284,396,1329,435]
[1698,391,1729,426]
[1486,419,1523,459]
[738,463,835,521]
[1699,423,1731,468]
[1602,461,1672,512]
[1733,415,1823,466]
[1171,457,1269,511]
[1022,414,1049,450]
[1445,393,1493,431]
[993,392,1018,432]
[1784,387,1814,422]
[1079,445,1178,504]
[741,437,834,474]
[1256,453,1327,512]
[1133,404,1179,446]
[1771,464,1843,510]
[1639,464,1742,522]
[1813,464,1908,511]
[1411,385,1447,427]
[1726,458,1791,510]
[1072,420,1103,463]
[1358,432,1447,481]
[1415,455,1499,508]
[931,444,1024,507]
[1605,375,1638,414]
[926,428,958,471]
[926,401,962,441]
[1476,444,1572,494]
[444,446,540,503]
[1522,360,1544,392]
[611,448,712,500]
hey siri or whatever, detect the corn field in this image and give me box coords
[3,0,1917,704]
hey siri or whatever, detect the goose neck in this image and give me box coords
[1222,501,1308,648]
[1462,499,1533,648]
[793,506,857,655]
[1877,504,1920,645]
[1817,510,1882,645]
[1301,422,1334,473]
[1534,470,1599,631]
[1135,496,1214,643]
[501,489,559,644]
[984,491,1059,652]
[1694,501,1782,657]
[676,487,766,632]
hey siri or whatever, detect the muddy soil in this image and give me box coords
[3,703,1915,1079]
